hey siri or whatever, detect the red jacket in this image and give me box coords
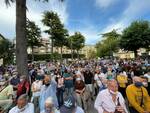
[17,80,30,97]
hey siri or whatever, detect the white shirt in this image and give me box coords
[76,106,84,113]
[94,89,128,113]
[41,109,60,113]
[32,80,43,97]
[94,73,106,87]
[41,106,84,113]
[9,103,34,113]
[57,77,64,88]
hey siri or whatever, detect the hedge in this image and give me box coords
[28,53,85,61]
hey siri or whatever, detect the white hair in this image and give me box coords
[45,97,54,104]
[132,76,141,83]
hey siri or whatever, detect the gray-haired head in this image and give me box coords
[20,75,26,79]
[45,97,54,105]
[18,94,28,101]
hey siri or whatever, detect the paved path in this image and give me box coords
[88,100,98,113]
[85,97,98,113]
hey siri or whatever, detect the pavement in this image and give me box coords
[87,100,98,113]
[83,95,98,113]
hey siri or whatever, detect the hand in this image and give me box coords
[144,111,149,113]
[115,106,125,113]
[103,110,109,113]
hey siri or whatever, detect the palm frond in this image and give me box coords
[35,0,64,2]
[5,0,15,6]
[0,33,5,40]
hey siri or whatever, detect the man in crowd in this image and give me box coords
[117,71,128,97]
[16,75,30,98]
[31,76,43,113]
[63,69,74,96]
[0,79,14,112]
[94,69,107,92]
[144,70,150,95]
[60,95,84,113]
[126,76,150,113]
[9,94,34,113]
[41,97,59,113]
[39,75,58,112]
[10,71,20,88]
[83,69,94,100]
[10,71,20,98]
[94,79,128,113]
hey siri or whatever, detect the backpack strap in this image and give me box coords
[0,85,7,92]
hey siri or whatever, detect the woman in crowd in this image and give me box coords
[75,78,90,113]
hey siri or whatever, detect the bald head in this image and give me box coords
[17,94,28,109]
[44,75,51,86]
[132,76,142,83]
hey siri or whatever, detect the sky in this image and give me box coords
[0,0,150,45]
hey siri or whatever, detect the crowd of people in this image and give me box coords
[0,58,150,113]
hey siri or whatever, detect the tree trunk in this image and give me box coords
[31,46,34,62]
[16,0,28,76]
[51,38,54,54]
[60,46,63,62]
[134,50,138,58]
[71,49,73,60]
[77,50,79,59]
[70,39,73,60]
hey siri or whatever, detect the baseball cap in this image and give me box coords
[60,95,76,113]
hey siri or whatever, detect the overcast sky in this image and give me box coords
[1,0,150,44]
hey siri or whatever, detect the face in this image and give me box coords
[44,76,51,84]
[45,103,53,113]
[142,78,148,87]
[96,70,100,74]
[45,103,53,109]
[17,98,26,109]
[20,78,24,82]
[13,74,17,78]
[108,81,118,93]
[76,80,81,84]
[142,78,147,82]
[133,77,142,83]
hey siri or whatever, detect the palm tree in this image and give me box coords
[26,19,42,62]
[5,0,28,75]
[4,0,63,76]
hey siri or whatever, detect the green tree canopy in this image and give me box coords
[96,30,120,57]
[42,11,68,55]
[120,20,150,56]
[68,32,85,51]
[0,34,14,65]
[67,32,85,59]
[26,19,42,48]
[26,19,42,61]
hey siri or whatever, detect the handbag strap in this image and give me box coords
[97,75,105,86]
[140,87,144,107]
